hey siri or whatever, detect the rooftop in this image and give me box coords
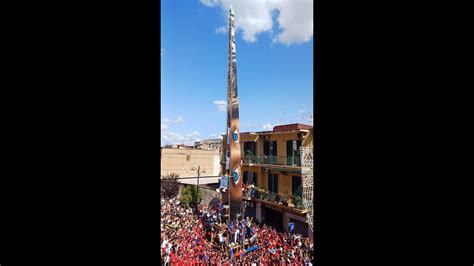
[222,123,313,136]
[273,123,313,132]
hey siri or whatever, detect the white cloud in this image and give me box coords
[163,118,171,123]
[272,0,313,45]
[161,130,202,145]
[161,48,165,56]
[200,0,313,45]
[215,26,227,34]
[213,100,227,112]
[189,130,200,138]
[161,124,168,130]
[200,0,220,7]
[172,116,184,124]
[262,123,273,130]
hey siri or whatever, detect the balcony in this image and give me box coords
[242,154,301,167]
[243,185,307,214]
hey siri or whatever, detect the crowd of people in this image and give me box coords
[161,195,314,265]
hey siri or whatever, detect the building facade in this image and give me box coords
[220,123,314,239]
[161,148,221,178]
[194,139,222,150]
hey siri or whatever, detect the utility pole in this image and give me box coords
[196,165,200,207]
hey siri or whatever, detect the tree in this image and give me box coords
[179,185,202,207]
[161,173,180,199]
[191,184,203,207]
[179,186,193,207]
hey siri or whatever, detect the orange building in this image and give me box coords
[221,123,313,239]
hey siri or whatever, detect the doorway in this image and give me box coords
[264,207,283,232]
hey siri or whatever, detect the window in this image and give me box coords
[286,140,302,156]
[264,140,277,164]
[186,155,191,161]
[264,141,270,156]
[243,141,256,155]
[292,175,302,197]
[243,171,248,184]
[268,173,278,193]
[271,141,277,156]
[248,172,255,184]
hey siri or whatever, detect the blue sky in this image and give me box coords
[161,0,313,145]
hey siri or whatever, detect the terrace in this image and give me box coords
[243,185,308,215]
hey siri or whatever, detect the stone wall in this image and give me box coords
[161,148,220,178]
[178,184,221,208]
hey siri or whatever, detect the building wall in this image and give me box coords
[221,128,313,231]
[238,130,309,196]
[213,153,222,176]
[278,174,292,195]
[253,170,302,196]
[161,148,220,178]
[240,131,305,159]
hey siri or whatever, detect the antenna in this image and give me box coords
[280,110,287,125]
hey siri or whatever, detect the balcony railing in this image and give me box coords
[242,155,301,166]
[243,186,306,211]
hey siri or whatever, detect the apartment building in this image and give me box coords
[194,139,222,150]
[220,123,314,239]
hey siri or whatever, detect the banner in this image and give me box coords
[245,245,259,253]
[289,222,295,232]
[220,175,228,189]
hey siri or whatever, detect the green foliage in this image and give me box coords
[179,185,202,207]
[293,195,304,209]
[294,185,303,197]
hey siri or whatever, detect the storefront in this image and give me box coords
[290,218,309,237]
[263,207,283,231]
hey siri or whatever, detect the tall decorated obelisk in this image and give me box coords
[226,5,242,222]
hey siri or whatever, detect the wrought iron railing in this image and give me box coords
[242,155,301,166]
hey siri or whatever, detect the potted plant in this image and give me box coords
[244,150,253,163]
[294,196,304,210]
[287,195,295,208]
[281,194,288,206]
[276,193,283,205]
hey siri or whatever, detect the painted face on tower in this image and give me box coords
[232,129,239,143]
[232,167,240,185]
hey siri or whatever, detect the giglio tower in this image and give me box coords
[225,5,242,221]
